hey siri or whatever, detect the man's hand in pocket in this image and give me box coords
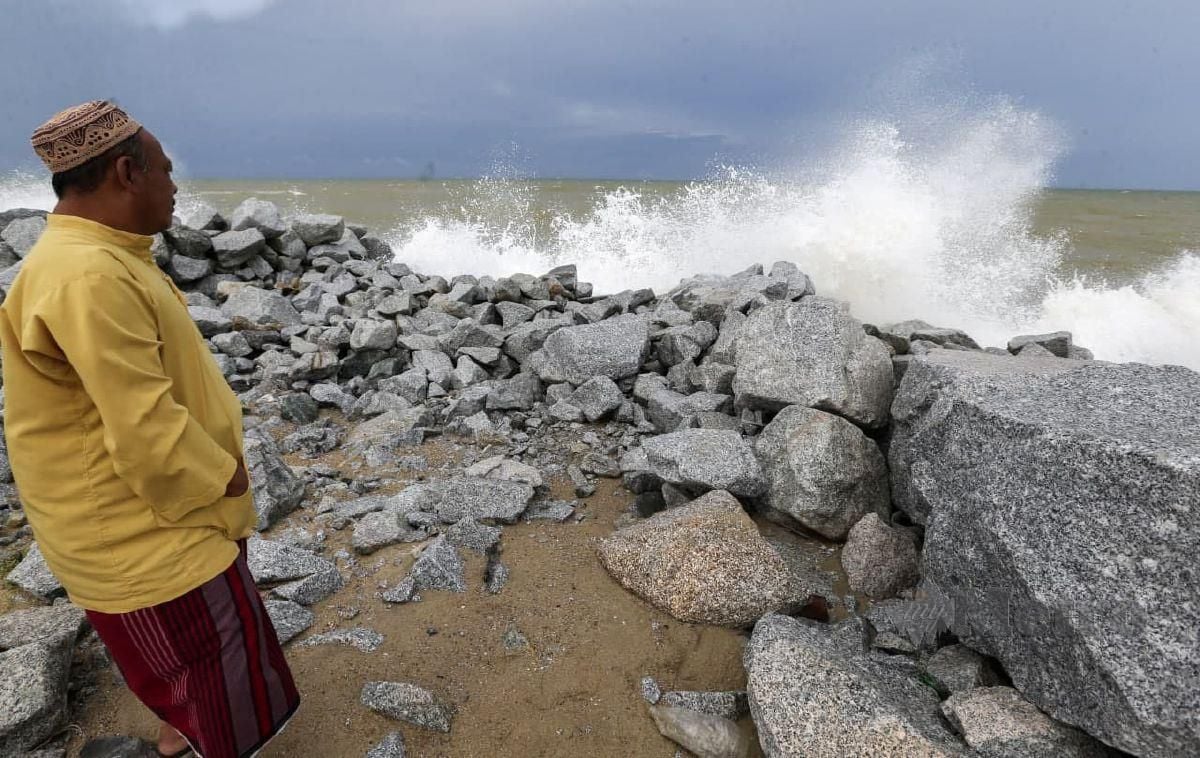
[224,458,249,498]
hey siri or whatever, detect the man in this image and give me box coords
[0,101,299,758]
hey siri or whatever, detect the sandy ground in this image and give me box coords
[63,452,769,758]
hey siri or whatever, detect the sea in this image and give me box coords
[2,160,1197,370]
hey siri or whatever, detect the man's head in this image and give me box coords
[31,100,177,235]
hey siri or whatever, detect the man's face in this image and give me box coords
[131,130,177,234]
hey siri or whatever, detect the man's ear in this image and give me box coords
[113,155,140,191]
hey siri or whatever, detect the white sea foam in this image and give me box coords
[1039,253,1200,367]
[386,103,1198,369]
[0,171,55,212]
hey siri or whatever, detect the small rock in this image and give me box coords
[428,478,534,525]
[188,305,233,337]
[272,567,345,606]
[2,216,47,257]
[292,213,345,246]
[444,518,502,554]
[528,314,650,386]
[569,376,625,422]
[660,690,749,721]
[5,543,63,599]
[410,536,466,593]
[247,537,335,583]
[263,599,315,645]
[942,686,1119,757]
[642,429,766,498]
[484,558,510,594]
[923,644,1003,696]
[1007,331,1073,358]
[297,626,383,653]
[221,285,302,327]
[353,512,422,555]
[746,614,966,757]
[365,731,407,758]
[523,500,577,522]
[840,513,919,599]
[580,452,621,478]
[280,393,320,423]
[641,676,663,704]
[502,623,529,652]
[648,705,751,758]
[381,576,416,604]
[78,736,157,758]
[361,681,452,733]
[461,456,544,489]
[212,228,267,268]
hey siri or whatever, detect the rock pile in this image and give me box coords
[1,197,1195,757]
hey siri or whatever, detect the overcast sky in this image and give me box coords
[1,0,1197,188]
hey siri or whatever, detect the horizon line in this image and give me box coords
[172,176,1200,193]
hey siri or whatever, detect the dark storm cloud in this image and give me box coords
[1,0,1197,187]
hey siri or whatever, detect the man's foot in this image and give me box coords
[156,722,192,757]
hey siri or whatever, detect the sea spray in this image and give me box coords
[0,171,54,212]
[382,106,1197,368]
[1039,252,1200,367]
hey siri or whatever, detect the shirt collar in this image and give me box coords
[46,213,156,261]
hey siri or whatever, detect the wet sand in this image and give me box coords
[67,464,762,757]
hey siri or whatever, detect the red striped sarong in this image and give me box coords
[86,541,300,758]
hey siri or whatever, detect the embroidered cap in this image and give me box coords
[31,100,142,174]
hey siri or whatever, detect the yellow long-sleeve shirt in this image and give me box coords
[0,213,256,613]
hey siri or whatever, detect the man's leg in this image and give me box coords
[86,545,299,758]
[158,721,191,756]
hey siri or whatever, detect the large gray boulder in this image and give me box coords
[668,271,793,324]
[188,305,232,337]
[5,543,63,599]
[733,298,893,427]
[2,216,46,257]
[291,213,345,246]
[229,197,287,239]
[597,490,794,626]
[889,350,1200,757]
[755,406,889,539]
[221,286,302,327]
[642,429,766,498]
[164,225,214,258]
[211,228,267,268]
[166,253,213,284]
[0,637,76,753]
[528,314,650,385]
[0,605,86,650]
[179,202,225,231]
[745,614,968,757]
